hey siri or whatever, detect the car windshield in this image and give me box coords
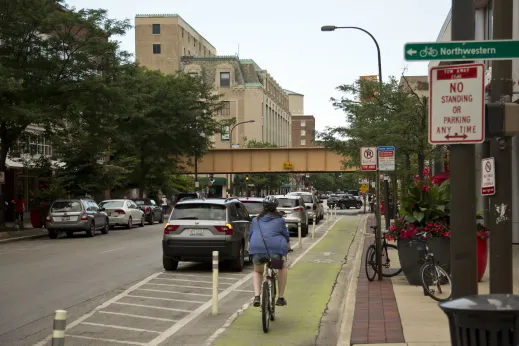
[99,201,124,208]
[278,198,298,208]
[171,203,226,221]
[240,201,264,214]
[301,195,313,203]
[51,201,82,213]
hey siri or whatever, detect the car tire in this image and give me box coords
[101,218,109,234]
[158,213,164,224]
[139,216,144,227]
[48,230,58,239]
[163,256,179,271]
[65,231,73,238]
[86,222,96,237]
[109,225,115,230]
[126,217,132,229]
[148,214,154,225]
[230,242,245,272]
[356,203,362,209]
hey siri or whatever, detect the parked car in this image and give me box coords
[286,191,324,222]
[276,195,309,237]
[46,199,109,239]
[327,194,340,208]
[172,192,201,206]
[238,197,264,220]
[163,197,251,272]
[337,194,362,209]
[99,199,145,229]
[132,198,164,224]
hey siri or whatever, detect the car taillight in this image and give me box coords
[115,209,125,215]
[164,224,179,234]
[215,224,234,235]
[80,213,88,221]
[293,207,304,212]
[46,216,51,222]
[145,206,150,213]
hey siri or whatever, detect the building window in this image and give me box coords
[152,24,160,35]
[220,72,230,87]
[184,48,186,55]
[152,44,161,54]
[188,33,190,42]
[193,38,196,47]
[221,125,230,141]
[188,50,190,56]
[300,139,306,146]
[301,120,306,127]
[204,47,206,55]
[199,42,201,51]
[188,72,198,77]
[300,129,306,136]
[217,101,231,115]
[181,27,184,38]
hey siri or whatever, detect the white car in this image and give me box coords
[99,199,145,229]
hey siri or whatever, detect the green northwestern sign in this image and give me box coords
[404,40,519,61]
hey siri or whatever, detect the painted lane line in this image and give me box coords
[82,322,161,333]
[144,282,224,291]
[32,272,163,346]
[137,288,211,297]
[159,273,241,281]
[98,311,178,322]
[126,294,206,304]
[234,289,254,293]
[66,334,147,345]
[112,302,191,313]
[146,272,255,346]
[100,247,124,254]
[153,277,233,285]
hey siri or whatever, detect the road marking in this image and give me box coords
[137,288,211,297]
[126,294,206,304]
[32,272,163,346]
[66,334,147,345]
[234,289,254,293]
[145,282,223,291]
[100,247,124,254]
[113,302,191,313]
[159,273,241,281]
[153,277,232,285]
[82,322,160,333]
[98,311,178,322]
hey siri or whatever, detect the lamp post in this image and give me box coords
[228,120,255,196]
[321,25,384,281]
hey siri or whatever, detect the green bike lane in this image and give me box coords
[212,215,361,346]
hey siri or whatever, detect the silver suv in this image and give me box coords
[162,198,251,272]
[287,191,324,223]
[276,195,309,237]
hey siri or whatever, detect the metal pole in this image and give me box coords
[375,171,382,281]
[384,179,390,230]
[52,310,67,346]
[450,0,478,299]
[212,251,219,315]
[489,0,514,294]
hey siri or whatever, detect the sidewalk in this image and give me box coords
[0,220,47,243]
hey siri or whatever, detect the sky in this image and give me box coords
[65,0,452,133]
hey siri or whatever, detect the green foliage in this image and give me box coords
[309,173,359,192]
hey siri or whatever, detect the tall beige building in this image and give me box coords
[182,56,291,148]
[134,14,217,75]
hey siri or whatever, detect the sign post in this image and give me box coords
[429,63,486,145]
[360,147,377,171]
[404,40,519,61]
[481,157,496,196]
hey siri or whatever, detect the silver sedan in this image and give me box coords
[99,199,145,229]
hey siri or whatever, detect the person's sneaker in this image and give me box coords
[253,296,260,307]
[276,297,287,306]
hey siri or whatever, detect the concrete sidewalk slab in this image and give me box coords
[0,228,47,243]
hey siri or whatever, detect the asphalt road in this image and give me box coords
[0,203,363,346]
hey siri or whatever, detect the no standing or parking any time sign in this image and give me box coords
[481,157,495,196]
[360,147,377,171]
[429,63,485,144]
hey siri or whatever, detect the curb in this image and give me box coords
[0,232,47,244]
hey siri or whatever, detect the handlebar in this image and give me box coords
[406,231,428,247]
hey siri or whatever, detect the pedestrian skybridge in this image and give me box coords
[182,147,357,174]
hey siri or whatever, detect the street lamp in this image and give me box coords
[229,120,256,148]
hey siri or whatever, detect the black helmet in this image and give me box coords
[263,195,279,212]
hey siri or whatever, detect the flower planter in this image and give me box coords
[397,237,451,286]
[30,206,50,228]
[477,238,488,282]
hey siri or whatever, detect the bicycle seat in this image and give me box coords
[412,231,427,240]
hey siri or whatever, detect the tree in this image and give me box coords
[0,0,131,226]
[310,173,359,192]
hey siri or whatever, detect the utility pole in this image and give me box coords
[384,178,390,230]
[489,0,514,294]
[449,0,478,299]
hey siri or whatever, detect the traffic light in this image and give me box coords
[245,175,249,181]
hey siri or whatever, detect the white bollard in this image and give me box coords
[312,217,316,239]
[298,222,302,248]
[325,210,329,225]
[52,310,67,346]
[212,251,219,315]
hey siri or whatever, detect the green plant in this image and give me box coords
[29,181,67,209]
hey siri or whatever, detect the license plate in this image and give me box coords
[60,216,70,221]
[189,229,204,236]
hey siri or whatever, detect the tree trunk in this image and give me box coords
[139,155,145,198]
[418,150,425,178]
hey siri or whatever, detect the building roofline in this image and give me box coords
[135,13,216,51]
[436,9,452,42]
[284,89,304,96]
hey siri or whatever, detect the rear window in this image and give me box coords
[51,201,82,213]
[301,195,313,203]
[171,203,226,221]
[278,198,298,207]
[175,193,197,201]
[133,200,146,205]
[240,201,264,214]
[99,201,124,208]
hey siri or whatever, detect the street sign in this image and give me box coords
[429,63,485,144]
[360,147,377,171]
[195,181,200,188]
[360,184,368,193]
[378,146,395,171]
[481,157,496,196]
[404,40,519,61]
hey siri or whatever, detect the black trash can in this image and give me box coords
[439,294,519,346]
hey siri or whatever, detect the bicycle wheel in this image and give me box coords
[381,244,403,277]
[261,280,270,333]
[364,245,377,282]
[270,275,276,321]
[420,262,452,302]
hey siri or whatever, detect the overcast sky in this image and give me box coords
[66,0,451,132]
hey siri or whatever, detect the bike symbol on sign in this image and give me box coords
[419,47,438,58]
[364,149,374,159]
[485,161,492,173]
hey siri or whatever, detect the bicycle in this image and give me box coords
[408,231,452,302]
[365,225,403,281]
[261,248,293,333]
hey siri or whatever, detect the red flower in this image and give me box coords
[423,168,430,176]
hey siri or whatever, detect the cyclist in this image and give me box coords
[248,195,290,307]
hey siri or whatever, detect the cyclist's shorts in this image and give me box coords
[251,253,286,265]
